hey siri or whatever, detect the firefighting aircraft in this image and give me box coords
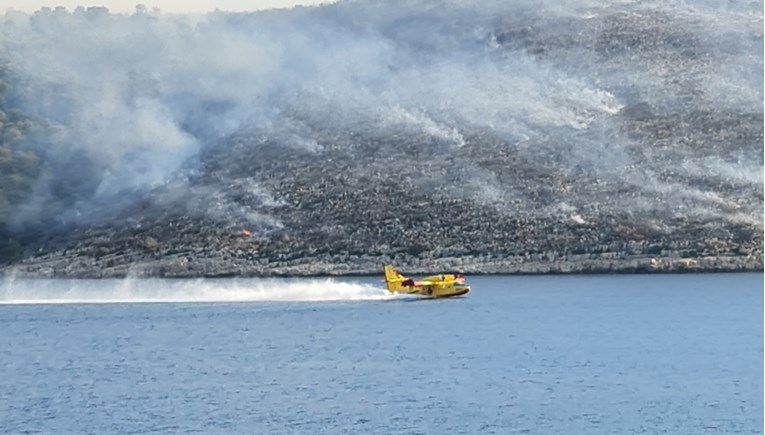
[383,265,471,298]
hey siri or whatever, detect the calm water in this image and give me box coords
[0,273,762,434]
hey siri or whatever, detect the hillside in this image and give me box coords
[0,1,762,277]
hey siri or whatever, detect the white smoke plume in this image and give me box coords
[0,0,761,229]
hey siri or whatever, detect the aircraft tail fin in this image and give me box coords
[383,264,413,293]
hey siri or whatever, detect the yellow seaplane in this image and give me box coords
[383,265,471,298]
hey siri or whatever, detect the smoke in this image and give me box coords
[0,0,761,231]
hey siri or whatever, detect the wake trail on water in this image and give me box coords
[0,277,397,305]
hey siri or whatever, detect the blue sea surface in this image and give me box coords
[0,273,762,434]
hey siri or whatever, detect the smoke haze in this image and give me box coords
[3,0,335,14]
[0,0,762,236]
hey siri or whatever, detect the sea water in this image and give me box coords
[0,273,761,434]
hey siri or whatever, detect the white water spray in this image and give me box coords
[0,277,396,304]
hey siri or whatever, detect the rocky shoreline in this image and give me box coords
[2,221,761,278]
[2,255,760,279]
